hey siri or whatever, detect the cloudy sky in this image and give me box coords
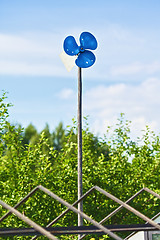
[0,0,160,137]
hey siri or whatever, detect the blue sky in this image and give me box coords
[0,0,160,137]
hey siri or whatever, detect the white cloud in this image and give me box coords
[0,33,58,56]
[0,60,64,76]
[0,25,160,81]
[83,77,160,137]
[58,88,75,99]
[111,61,160,76]
[0,32,72,76]
[92,24,160,81]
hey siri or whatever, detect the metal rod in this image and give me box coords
[45,186,94,226]
[38,185,123,240]
[144,187,160,199]
[77,67,83,233]
[124,189,160,240]
[95,186,160,230]
[0,186,39,223]
[1,224,160,236]
[80,188,145,239]
[99,188,145,225]
[80,188,146,239]
[31,187,95,240]
[0,200,58,240]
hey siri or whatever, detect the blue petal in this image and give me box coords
[63,36,79,56]
[75,50,96,68]
[80,32,98,50]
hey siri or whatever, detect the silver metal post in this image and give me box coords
[77,67,83,237]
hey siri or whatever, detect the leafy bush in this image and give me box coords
[0,93,160,240]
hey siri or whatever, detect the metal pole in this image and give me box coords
[77,67,83,236]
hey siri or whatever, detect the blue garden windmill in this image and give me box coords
[63,31,98,68]
[63,32,97,235]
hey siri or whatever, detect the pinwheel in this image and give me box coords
[63,32,97,68]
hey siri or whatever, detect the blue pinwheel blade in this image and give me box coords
[63,36,79,56]
[75,50,96,68]
[80,32,98,50]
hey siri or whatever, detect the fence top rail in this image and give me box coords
[0,223,160,236]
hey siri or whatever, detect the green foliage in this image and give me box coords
[22,123,39,145]
[52,122,66,151]
[0,94,160,240]
[22,121,66,152]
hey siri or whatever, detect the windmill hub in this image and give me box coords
[80,47,85,53]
